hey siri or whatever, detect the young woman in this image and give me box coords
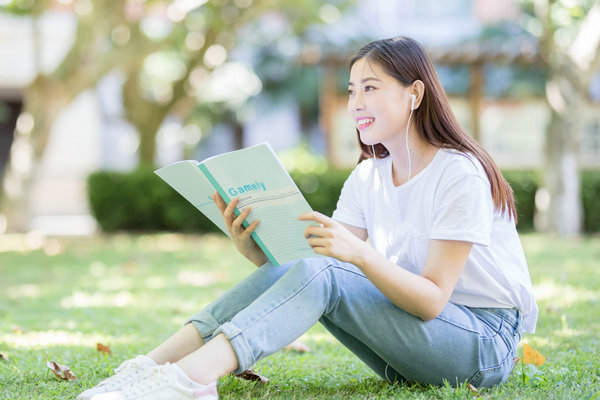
[78,36,538,400]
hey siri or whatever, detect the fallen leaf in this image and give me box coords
[0,353,7,361]
[235,369,269,385]
[96,343,112,355]
[46,357,77,381]
[466,383,481,397]
[523,343,545,366]
[13,326,25,335]
[283,340,310,353]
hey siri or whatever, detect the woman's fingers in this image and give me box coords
[212,193,224,212]
[298,211,334,226]
[222,197,239,226]
[231,207,251,232]
[306,236,328,247]
[212,193,259,238]
[304,225,329,239]
[242,219,260,237]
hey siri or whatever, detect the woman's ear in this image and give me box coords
[410,80,425,109]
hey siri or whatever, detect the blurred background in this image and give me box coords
[0,0,599,238]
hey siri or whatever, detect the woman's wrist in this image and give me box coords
[350,242,378,269]
[248,251,268,267]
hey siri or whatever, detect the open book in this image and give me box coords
[154,142,320,266]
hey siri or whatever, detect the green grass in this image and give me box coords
[1,233,599,399]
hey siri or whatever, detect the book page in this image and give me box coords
[200,143,320,265]
[154,160,229,236]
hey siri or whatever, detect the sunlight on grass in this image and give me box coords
[136,233,187,252]
[302,332,339,344]
[0,331,140,349]
[521,335,553,348]
[60,290,135,309]
[0,233,64,255]
[533,281,598,307]
[6,284,42,299]
[177,269,232,287]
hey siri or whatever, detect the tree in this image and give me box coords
[521,0,600,236]
[122,0,353,168]
[0,0,165,231]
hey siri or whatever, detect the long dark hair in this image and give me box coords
[349,36,516,221]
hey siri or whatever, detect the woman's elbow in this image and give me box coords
[416,303,445,322]
[418,312,437,322]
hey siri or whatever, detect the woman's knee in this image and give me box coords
[286,257,336,279]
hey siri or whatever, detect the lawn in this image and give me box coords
[1,232,599,399]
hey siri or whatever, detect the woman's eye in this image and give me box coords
[365,85,375,92]
[347,89,354,96]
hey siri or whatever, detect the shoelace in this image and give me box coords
[99,359,145,387]
[124,365,173,398]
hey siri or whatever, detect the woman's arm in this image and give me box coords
[338,222,368,241]
[213,192,268,267]
[299,211,472,321]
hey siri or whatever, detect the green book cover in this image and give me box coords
[154,142,319,266]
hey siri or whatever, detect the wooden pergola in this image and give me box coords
[427,40,541,142]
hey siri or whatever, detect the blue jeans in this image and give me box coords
[186,257,522,388]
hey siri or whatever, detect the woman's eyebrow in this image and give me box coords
[348,77,382,86]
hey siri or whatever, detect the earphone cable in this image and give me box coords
[405,105,415,181]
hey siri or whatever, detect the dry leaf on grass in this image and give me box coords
[13,326,25,335]
[283,340,310,353]
[235,369,269,385]
[523,343,546,366]
[466,383,481,397]
[96,343,112,354]
[46,358,77,381]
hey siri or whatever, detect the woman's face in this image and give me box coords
[347,58,413,147]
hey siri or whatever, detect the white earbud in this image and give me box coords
[410,94,416,110]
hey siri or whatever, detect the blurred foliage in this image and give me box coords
[291,168,349,218]
[581,170,600,233]
[87,168,221,233]
[503,170,540,232]
[520,0,595,49]
[0,101,9,123]
[87,158,599,234]
[0,0,49,15]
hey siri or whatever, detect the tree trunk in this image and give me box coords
[529,0,600,237]
[542,74,583,236]
[0,77,70,231]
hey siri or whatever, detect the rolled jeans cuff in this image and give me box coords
[213,321,254,375]
[185,310,221,342]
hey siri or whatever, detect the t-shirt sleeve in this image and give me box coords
[332,165,367,229]
[430,171,494,246]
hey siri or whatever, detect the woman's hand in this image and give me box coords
[213,192,268,267]
[298,211,370,265]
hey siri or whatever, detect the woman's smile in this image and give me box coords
[356,117,375,129]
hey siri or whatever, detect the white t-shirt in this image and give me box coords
[332,149,538,333]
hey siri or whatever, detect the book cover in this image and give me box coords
[154,143,319,266]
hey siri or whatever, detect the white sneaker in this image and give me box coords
[77,355,157,400]
[89,363,219,400]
